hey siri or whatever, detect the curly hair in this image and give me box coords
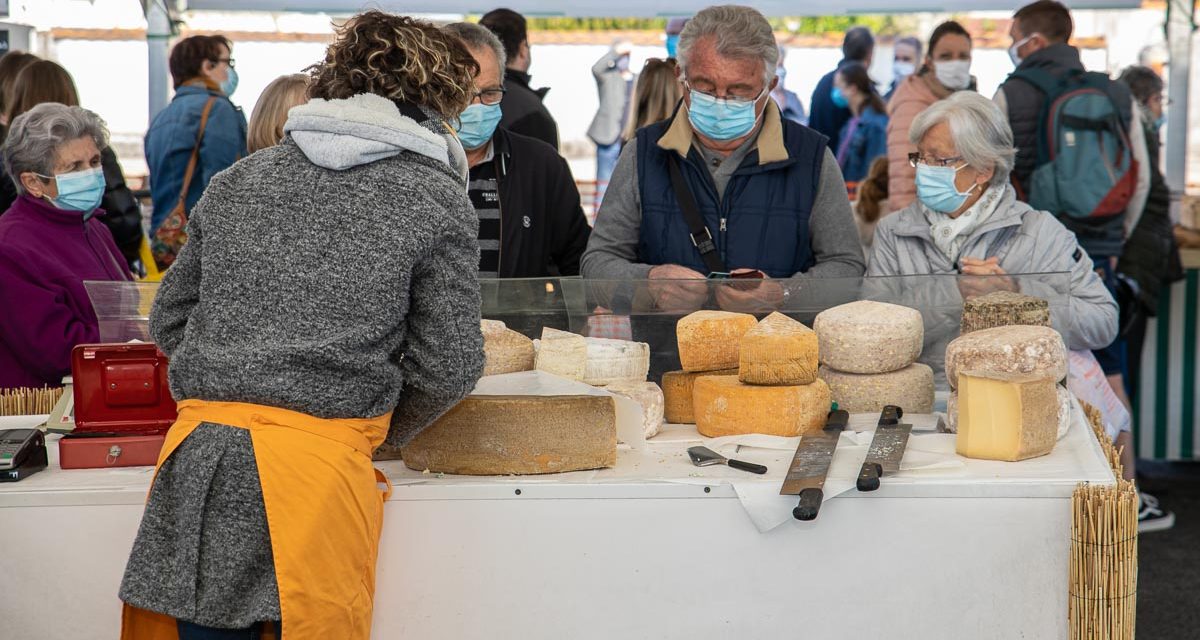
[307,11,478,121]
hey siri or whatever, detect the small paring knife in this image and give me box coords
[687,445,768,475]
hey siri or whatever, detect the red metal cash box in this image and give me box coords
[58,343,177,469]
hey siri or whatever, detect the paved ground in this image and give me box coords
[1134,460,1200,638]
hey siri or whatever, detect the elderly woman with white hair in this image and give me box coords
[0,102,131,389]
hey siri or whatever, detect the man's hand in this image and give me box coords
[958,257,1018,298]
[648,264,709,312]
[715,272,786,313]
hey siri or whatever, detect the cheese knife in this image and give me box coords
[780,409,850,521]
[856,405,912,492]
[687,446,768,475]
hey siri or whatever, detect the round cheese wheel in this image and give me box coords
[818,363,934,414]
[813,300,924,374]
[944,324,1067,390]
[482,321,535,376]
[676,310,758,372]
[738,312,819,386]
[692,376,831,437]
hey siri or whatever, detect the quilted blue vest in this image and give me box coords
[635,114,828,278]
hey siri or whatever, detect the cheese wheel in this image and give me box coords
[692,376,831,437]
[661,368,738,424]
[604,381,665,439]
[401,395,617,475]
[944,325,1067,390]
[482,321,535,376]
[817,363,934,414]
[738,312,819,385]
[960,291,1051,335]
[583,337,650,386]
[676,310,758,372]
[813,300,923,374]
[535,327,588,380]
[957,373,1059,461]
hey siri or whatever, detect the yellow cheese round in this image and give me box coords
[818,363,934,414]
[692,375,831,437]
[738,312,819,386]
[813,300,924,374]
[662,368,738,424]
[676,310,758,372]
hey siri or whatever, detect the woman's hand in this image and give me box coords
[958,257,1018,297]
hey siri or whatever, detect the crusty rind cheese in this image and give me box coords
[738,312,819,385]
[582,337,650,386]
[535,327,588,380]
[692,376,831,437]
[944,324,1068,390]
[662,368,739,424]
[946,391,958,434]
[956,373,1058,461]
[676,310,758,372]
[817,363,934,414]
[482,321,536,376]
[604,380,665,439]
[960,291,1051,335]
[400,395,617,475]
[813,300,924,374]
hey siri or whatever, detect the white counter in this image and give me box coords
[0,413,1114,639]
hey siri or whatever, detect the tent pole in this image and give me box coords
[1165,0,1195,211]
[145,0,173,123]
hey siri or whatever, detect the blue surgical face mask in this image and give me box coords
[915,163,978,213]
[38,167,106,215]
[455,102,502,150]
[686,87,765,141]
[1154,114,1166,132]
[220,67,238,97]
[831,86,850,109]
[666,34,680,58]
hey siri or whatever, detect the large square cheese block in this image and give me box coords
[692,375,831,437]
[661,368,738,424]
[603,380,665,439]
[813,300,923,374]
[818,363,934,414]
[956,374,1058,461]
[944,324,1067,390]
[482,320,536,376]
[401,394,617,475]
[960,291,1051,335]
[738,312,819,385]
[676,310,758,372]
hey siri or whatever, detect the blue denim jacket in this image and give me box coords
[144,83,247,231]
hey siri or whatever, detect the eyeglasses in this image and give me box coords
[908,152,965,168]
[473,88,506,106]
[682,81,764,104]
[214,57,236,69]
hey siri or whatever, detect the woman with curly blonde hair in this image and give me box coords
[119,11,485,640]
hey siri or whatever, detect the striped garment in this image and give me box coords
[468,155,501,278]
[1135,268,1200,460]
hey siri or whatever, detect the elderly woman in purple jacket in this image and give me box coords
[0,103,131,389]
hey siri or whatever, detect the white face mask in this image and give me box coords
[934,60,972,91]
[893,61,916,84]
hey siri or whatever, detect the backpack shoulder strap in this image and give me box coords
[1007,68,1063,97]
[175,96,218,210]
[667,153,726,274]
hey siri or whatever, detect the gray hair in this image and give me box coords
[678,5,778,87]
[2,102,109,194]
[444,22,506,76]
[909,92,1015,186]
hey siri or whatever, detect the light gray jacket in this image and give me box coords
[586,51,634,146]
[869,185,1118,353]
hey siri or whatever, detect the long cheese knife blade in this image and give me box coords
[780,409,850,521]
[857,405,913,492]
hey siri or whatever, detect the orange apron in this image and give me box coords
[121,399,393,640]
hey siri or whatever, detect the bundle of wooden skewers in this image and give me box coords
[1070,400,1137,640]
[0,386,64,417]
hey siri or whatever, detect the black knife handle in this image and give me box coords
[878,405,903,426]
[727,458,768,475]
[793,488,823,521]
[857,462,882,492]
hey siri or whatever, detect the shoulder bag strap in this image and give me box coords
[175,96,218,211]
[666,153,726,274]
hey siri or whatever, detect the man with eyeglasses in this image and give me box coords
[582,5,864,309]
[444,23,590,279]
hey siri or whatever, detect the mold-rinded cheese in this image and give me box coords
[535,327,588,380]
[738,312,819,385]
[604,381,665,439]
[813,300,923,374]
[401,395,617,475]
[676,310,758,372]
[482,321,536,376]
[946,391,958,433]
[817,363,934,414]
[960,291,1051,335]
[583,337,650,386]
[944,325,1068,390]
[1055,384,1072,440]
[957,373,1059,461]
[662,368,739,424]
[692,376,831,437]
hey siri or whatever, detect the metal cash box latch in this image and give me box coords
[106,445,123,465]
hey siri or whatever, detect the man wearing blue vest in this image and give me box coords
[581,4,865,310]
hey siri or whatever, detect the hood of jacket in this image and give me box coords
[283,92,468,182]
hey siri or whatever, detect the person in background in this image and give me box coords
[885,36,921,102]
[833,62,888,184]
[144,34,247,233]
[0,104,132,389]
[665,17,689,58]
[247,73,309,154]
[479,8,559,150]
[810,25,874,153]
[771,45,807,125]
[622,57,682,142]
[443,22,589,278]
[0,51,37,129]
[588,38,636,203]
[119,12,484,639]
[3,60,143,270]
[887,21,974,214]
[854,155,888,255]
